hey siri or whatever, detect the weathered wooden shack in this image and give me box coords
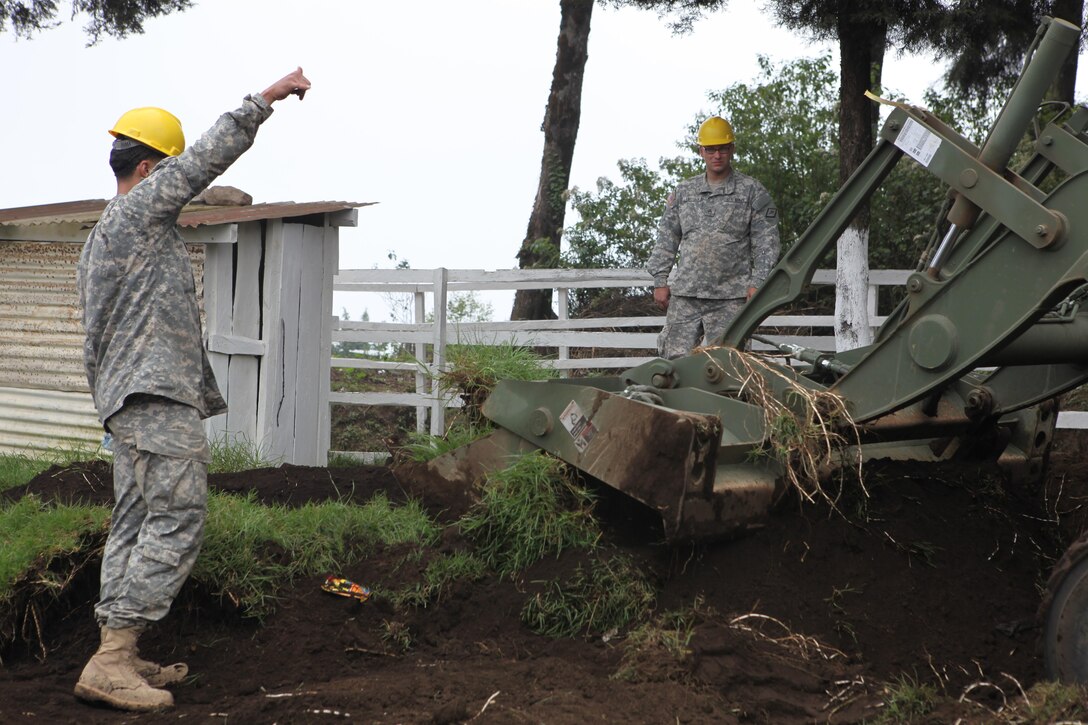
[0,198,368,465]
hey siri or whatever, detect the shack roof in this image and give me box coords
[0,199,373,228]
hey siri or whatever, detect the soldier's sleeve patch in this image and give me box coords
[666,192,677,208]
[766,208,778,218]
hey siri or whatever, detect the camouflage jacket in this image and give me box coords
[647,170,780,299]
[78,93,274,425]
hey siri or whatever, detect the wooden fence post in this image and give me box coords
[430,268,448,435]
[557,286,569,378]
[414,291,427,434]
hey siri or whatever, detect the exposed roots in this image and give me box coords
[0,534,105,665]
[728,611,847,663]
[701,347,865,513]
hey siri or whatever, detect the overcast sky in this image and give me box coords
[2,1,1083,319]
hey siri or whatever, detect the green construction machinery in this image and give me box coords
[415,17,1088,683]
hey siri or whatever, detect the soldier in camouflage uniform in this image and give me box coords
[74,68,311,712]
[647,116,780,359]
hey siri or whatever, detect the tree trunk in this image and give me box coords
[511,0,593,321]
[833,17,885,351]
[1051,0,1083,104]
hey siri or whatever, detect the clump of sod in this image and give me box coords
[522,553,654,638]
[438,342,557,425]
[0,497,110,658]
[457,452,599,578]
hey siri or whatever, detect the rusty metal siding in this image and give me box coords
[0,240,205,454]
[0,386,102,454]
[0,241,87,393]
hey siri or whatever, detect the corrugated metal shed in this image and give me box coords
[0,197,371,457]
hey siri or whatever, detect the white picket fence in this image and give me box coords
[329,268,913,437]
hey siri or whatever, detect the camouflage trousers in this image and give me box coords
[95,395,211,630]
[657,296,746,359]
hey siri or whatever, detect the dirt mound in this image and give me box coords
[1,449,1086,723]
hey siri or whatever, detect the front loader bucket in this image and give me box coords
[479,380,781,541]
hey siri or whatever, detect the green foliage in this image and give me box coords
[1,0,193,42]
[0,497,109,602]
[439,342,557,424]
[0,455,47,493]
[564,157,695,271]
[446,292,494,324]
[208,436,279,474]
[703,55,841,247]
[195,491,439,621]
[333,307,380,359]
[522,554,655,638]
[400,425,492,463]
[564,53,1020,289]
[458,453,599,578]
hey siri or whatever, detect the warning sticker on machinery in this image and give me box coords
[894,117,941,167]
[560,400,598,453]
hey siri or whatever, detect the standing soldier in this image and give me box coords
[647,116,781,358]
[74,68,311,712]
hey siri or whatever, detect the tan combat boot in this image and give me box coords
[74,627,174,711]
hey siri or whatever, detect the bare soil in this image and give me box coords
[2,438,1088,724]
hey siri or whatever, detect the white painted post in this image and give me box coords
[430,267,448,435]
[557,287,569,378]
[414,291,427,433]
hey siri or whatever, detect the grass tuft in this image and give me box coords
[522,554,654,638]
[875,673,937,723]
[393,551,488,608]
[209,436,280,474]
[458,452,599,577]
[438,342,557,424]
[0,497,110,602]
[612,600,704,683]
[400,425,492,463]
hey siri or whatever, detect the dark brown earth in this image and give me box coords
[2,438,1088,724]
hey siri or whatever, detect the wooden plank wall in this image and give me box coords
[253,220,336,466]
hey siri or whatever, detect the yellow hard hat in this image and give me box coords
[109,107,185,157]
[697,116,735,146]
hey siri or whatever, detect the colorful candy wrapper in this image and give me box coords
[321,575,371,602]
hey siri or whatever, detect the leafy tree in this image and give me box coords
[934,0,1083,106]
[768,0,949,350]
[0,0,191,43]
[512,0,594,321]
[565,56,840,271]
[563,55,1008,313]
[512,0,727,321]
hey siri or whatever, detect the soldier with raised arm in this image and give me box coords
[74,68,311,712]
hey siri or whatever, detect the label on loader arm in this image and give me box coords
[561,400,598,453]
[894,117,941,167]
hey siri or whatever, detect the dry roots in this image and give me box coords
[700,347,866,513]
